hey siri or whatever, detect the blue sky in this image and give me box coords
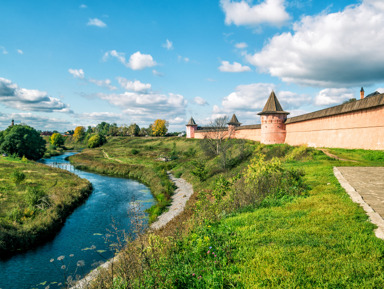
[1,0,384,132]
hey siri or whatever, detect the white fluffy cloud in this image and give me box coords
[17,49,23,55]
[68,68,85,79]
[220,0,289,27]
[87,18,107,28]
[96,91,187,123]
[219,61,251,72]
[0,77,71,113]
[247,0,384,87]
[315,88,354,106]
[103,50,156,70]
[212,83,310,124]
[117,77,151,92]
[193,96,208,106]
[163,39,173,50]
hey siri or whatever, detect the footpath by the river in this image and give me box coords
[72,172,194,288]
[334,167,384,239]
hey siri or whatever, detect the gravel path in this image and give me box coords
[150,172,194,230]
[71,173,193,288]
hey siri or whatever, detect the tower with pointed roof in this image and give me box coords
[227,114,241,137]
[186,117,198,138]
[257,91,290,144]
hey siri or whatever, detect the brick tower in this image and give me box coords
[186,117,198,138]
[227,114,241,137]
[257,91,289,144]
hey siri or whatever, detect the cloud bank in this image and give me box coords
[247,0,384,87]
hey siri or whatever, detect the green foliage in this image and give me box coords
[0,124,46,160]
[191,160,208,182]
[131,148,139,155]
[11,169,25,185]
[87,133,107,148]
[25,187,46,207]
[0,155,92,255]
[50,132,65,147]
[128,123,140,136]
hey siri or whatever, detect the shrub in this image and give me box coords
[131,149,139,155]
[25,187,46,207]
[191,160,208,182]
[87,134,107,148]
[11,169,25,185]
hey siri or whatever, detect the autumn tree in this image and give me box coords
[50,132,64,147]
[152,119,168,136]
[128,123,140,136]
[73,126,85,142]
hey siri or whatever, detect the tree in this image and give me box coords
[50,133,64,147]
[73,126,85,142]
[128,123,140,136]
[152,119,168,136]
[87,133,107,148]
[96,122,110,135]
[0,125,46,160]
[200,116,234,169]
[139,127,147,136]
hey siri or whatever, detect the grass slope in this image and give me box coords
[68,138,384,288]
[0,156,92,256]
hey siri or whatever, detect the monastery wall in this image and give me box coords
[285,105,384,150]
[234,126,261,142]
[188,93,384,150]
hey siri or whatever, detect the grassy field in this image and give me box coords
[69,137,207,222]
[68,138,384,288]
[0,155,92,256]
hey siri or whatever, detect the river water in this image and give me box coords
[0,152,154,289]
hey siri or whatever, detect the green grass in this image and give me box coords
[0,155,92,255]
[69,138,384,288]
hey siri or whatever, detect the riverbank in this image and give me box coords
[68,137,180,223]
[70,137,384,288]
[0,155,92,256]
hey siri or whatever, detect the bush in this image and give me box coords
[11,169,25,185]
[87,134,107,148]
[25,187,46,207]
[131,149,139,155]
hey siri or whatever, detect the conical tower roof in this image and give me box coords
[186,117,197,126]
[228,114,241,126]
[258,91,289,115]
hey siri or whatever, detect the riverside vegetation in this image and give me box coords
[0,155,92,256]
[67,137,384,288]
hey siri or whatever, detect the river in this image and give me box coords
[0,152,154,289]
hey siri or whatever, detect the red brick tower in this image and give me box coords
[186,117,198,138]
[227,114,241,137]
[257,91,290,144]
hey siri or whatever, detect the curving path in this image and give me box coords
[72,172,194,288]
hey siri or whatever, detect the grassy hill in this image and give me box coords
[0,155,92,256]
[68,137,384,288]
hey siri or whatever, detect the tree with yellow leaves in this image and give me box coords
[73,126,85,142]
[151,119,168,136]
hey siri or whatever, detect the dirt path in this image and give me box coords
[150,172,194,230]
[102,149,123,163]
[319,148,358,162]
[72,172,194,288]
